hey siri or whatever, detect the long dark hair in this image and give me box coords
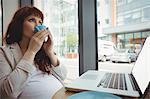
[5,6,52,74]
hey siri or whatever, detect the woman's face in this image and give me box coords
[23,15,43,39]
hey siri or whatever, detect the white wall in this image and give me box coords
[3,0,19,34]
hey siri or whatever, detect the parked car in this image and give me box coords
[110,49,138,63]
[98,40,116,62]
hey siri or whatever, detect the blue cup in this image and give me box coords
[34,25,48,33]
[34,25,49,42]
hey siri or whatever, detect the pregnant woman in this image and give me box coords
[0,6,67,99]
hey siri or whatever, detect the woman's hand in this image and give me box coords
[43,31,60,67]
[23,29,49,63]
[43,31,54,54]
[27,29,49,54]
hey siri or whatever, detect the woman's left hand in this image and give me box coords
[43,31,54,54]
[43,31,60,66]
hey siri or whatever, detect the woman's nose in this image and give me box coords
[35,21,41,26]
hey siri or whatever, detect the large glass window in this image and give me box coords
[34,0,79,83]
[97,0,150,72]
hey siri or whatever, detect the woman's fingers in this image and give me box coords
[40,33,49,41]
[34,29,45,37]
[38,31,49,39]
[48,31,53,39]
[46,31,53,42]
[34,30,49,41]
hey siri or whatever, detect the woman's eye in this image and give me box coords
[28,18,42,24]
[28,18,36,22]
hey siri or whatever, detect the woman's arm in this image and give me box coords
[46,50,60,66]
[0,49,36,98]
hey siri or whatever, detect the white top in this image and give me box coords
[18,69,63,99]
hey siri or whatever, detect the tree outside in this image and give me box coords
[65,33,78,58]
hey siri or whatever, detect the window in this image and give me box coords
[143,6,150,21]
[127,0,133,3]
[132,11,141,19]
[134,32,141,38]
[105,0,109,4]
[34,0,79,83]
[117,0,126,6]
[125,33,133,47]
[97,0,150,73]
[117,15,124,26]
[142,31,150,38]
[105,19,109,24]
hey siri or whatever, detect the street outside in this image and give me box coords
[60,57,135,83]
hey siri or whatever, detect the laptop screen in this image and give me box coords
[132,36,150,94]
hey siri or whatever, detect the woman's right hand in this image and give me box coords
[23,30,49,63]
[27,29,49,54]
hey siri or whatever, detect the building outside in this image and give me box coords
[97,0,150,51]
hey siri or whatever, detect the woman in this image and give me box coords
[0,6,67,99]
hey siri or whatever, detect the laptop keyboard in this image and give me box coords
[97,73,127,90]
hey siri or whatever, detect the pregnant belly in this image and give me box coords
[18,74,63,99]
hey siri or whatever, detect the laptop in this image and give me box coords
[65,36,150,97]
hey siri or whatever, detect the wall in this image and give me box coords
[2,0,19,34]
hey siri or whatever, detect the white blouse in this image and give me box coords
[18,69,63,99]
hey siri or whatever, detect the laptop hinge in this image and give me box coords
[130,74,144,98]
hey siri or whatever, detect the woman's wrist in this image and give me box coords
[46,49,59,66]
[23,50,36,64]
[46,48,54,56]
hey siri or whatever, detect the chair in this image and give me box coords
[67,91,121,99]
